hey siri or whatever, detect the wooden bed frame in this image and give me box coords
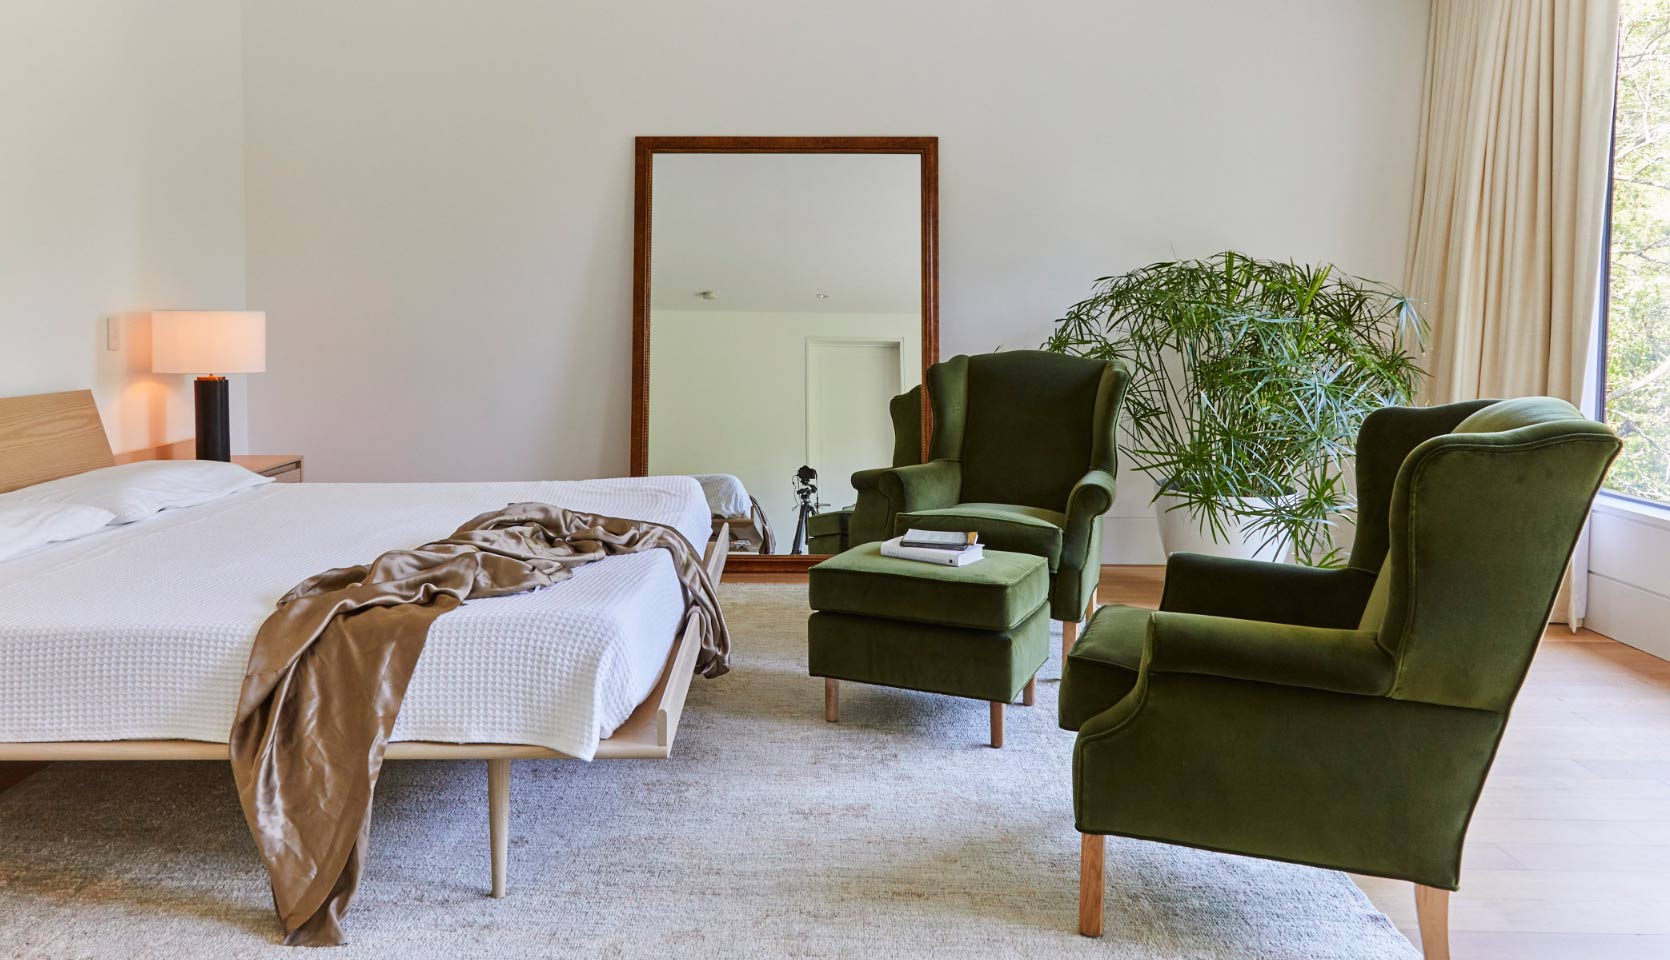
[0,389,729,899]
[712,495,775,555]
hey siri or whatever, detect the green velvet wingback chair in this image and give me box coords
[807,386,923,553]
[1060,397,1620,959]
[876,351,1129,641]
[847,385,925,547]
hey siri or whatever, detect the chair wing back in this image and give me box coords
[928,351,1126,511]
[889,385,924,468]
[1345,399,1498,573]
[1358,397,1620,713]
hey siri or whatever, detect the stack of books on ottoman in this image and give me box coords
[880,529,983,566]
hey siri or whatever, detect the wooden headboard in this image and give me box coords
[0,390,115,495]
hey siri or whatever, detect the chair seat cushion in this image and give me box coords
[898,503,1066,571]
[808,542,1049,632]
[1058,603,1150,731]
[808,534,846,554]
[806,509,852,538]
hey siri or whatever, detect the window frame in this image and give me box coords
[1599,39,1670,513]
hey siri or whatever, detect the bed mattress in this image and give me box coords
[0,476,711,761]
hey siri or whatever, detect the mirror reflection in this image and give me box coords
[646,152,925,555]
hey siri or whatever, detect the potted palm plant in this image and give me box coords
[1044,251,1426,566]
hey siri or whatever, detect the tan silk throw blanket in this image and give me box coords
[229,503,729,946]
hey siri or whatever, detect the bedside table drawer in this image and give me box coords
[234,454,303,482]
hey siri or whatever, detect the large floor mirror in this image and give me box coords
[631,136,938,570]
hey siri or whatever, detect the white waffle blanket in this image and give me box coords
[0,477,712,761]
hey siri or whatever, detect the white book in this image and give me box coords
[899,528,979,551]
[880,536,985,566]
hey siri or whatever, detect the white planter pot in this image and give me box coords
[1153,492,1292,563]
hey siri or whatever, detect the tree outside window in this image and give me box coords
[1607,0,1670,504]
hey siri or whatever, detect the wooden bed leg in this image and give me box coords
[989,701,1004,748]
[1079,832,1104,937]
[488,758,510,898]
[1414,885,1450,960]
[1022,676,1036,706]
[824,678,839,723]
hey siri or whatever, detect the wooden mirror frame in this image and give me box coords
[630,136,939,573]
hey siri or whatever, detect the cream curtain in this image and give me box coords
[1404,0,1619,627]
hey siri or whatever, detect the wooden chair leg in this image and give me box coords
[488,758,511,898]
[1079,832,1104,937]
[1062,590,1100,665]
[989,701,1004,748]
[1022,675,1036,706]
[824,678,839,723]
[1414,885,1450,960]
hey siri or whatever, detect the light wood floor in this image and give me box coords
[5,564,1666,957]
[731,564,1670,959]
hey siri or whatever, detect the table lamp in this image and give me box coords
[150,310,267,461]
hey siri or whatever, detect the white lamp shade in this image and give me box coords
[151,311,266,375]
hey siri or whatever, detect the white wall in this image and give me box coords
[241,0,1430,560]
[648,310,921,540]
[0,1,248,455]
[1587,497,1670,659]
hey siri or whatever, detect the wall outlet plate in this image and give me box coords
[105,315,121,351]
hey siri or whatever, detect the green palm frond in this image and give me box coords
[1043,251,1428,566]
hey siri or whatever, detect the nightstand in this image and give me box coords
[234,454,304,483]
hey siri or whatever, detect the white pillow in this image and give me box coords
[0,502,118,562]
[694,473,752,518]
[0,460,273,524]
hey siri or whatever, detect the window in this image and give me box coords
[1604,0,1670,505]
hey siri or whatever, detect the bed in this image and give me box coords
[0,389,729,899]
[695,473,776,554]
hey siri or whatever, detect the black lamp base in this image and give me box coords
[194,376,231,461]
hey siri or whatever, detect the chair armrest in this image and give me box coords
[1159,553,1379,628]
[850,467,887,492]
[1060,468,1117,566]
[876,460,961,516]
[1067,469,1117,521]
[1144,611,1395,697]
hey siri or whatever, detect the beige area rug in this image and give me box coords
[0,583,1416,959]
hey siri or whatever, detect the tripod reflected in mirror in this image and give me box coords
[790,465,822,555]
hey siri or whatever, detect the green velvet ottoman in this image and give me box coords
[806,542,1050,748]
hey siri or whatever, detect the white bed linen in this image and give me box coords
[692,473,752,518]
[0,476,711,761]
